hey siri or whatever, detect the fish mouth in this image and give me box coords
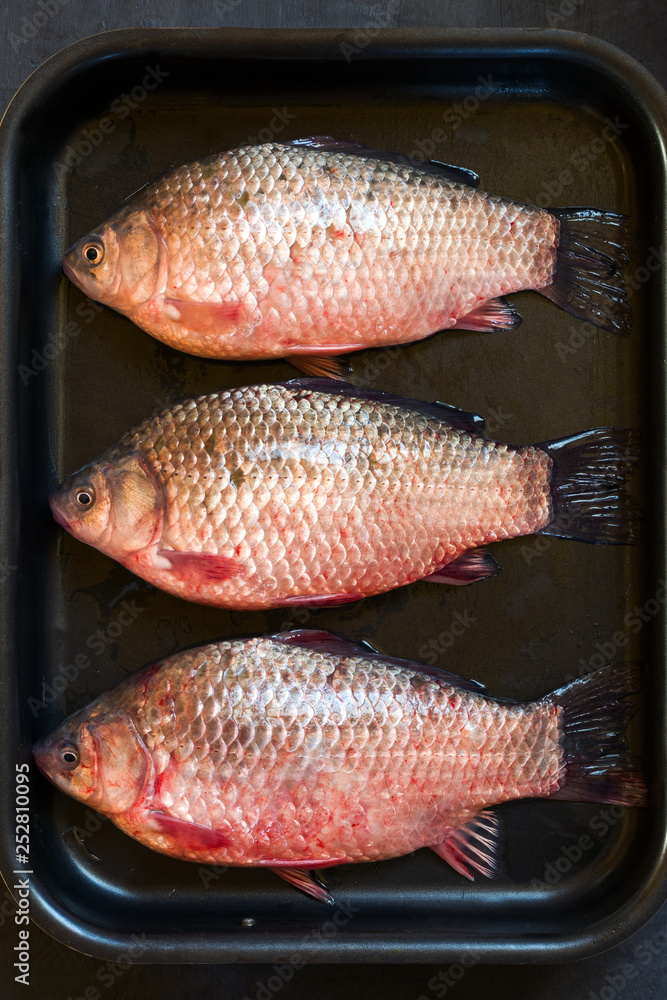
[49,492,73,532]
[32,735,56,782]
[62,246,80,285]
[62,255,76,283]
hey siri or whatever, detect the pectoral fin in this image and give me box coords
[271,867,335,904]
[285,354,352,379]
[158,550,244,583]
[164,298,243,332]
[146,811,234,854]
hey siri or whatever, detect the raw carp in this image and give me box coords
[49,379,641,610]
[33,631,646,902]
[62,139,632,375]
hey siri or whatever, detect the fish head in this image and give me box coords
[63,205,163,312]
[49,450,164,559]
[33,706,150,813]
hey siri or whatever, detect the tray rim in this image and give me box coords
[1,25,666,964]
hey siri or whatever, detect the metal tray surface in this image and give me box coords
[0,27,666,964]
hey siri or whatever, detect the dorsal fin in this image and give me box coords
[287,137,480,188]
[281,377,486,434]
[273,629,378,657]
[272,629,485,693]
[430,402,486,433]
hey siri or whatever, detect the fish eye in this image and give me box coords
[82,240,104,266]
[75,487,95,508]
[60,745,79,768]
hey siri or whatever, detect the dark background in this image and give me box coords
[1,2,666,999]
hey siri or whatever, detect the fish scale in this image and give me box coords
[106,383,550,608]
[35,635,645,898]
[62,636,563,866]
[151,144,553,354]
[64,138,633,369]
[64,143,558,360]
[50,381,641,608]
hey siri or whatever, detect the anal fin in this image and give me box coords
[431,809,502,880]
[453,297,522,333]
[425,549,500,586]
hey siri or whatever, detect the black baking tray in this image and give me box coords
[0,27,666,964]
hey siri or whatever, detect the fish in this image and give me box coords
[49,378,641,610]
[62,138,632,376]
[33,631,646,903]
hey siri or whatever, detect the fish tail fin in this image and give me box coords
[538,209,632,336]
[548,662,647,807]
[539,427,642,544]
